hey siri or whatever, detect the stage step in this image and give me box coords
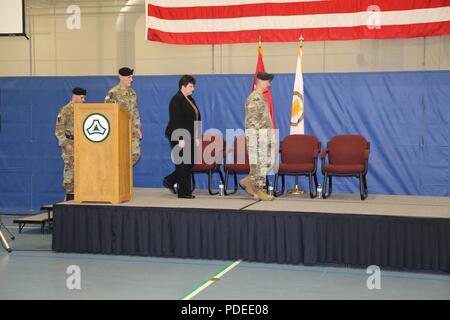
[13,205,53,234]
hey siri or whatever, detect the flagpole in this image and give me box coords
[288,35,305,196]
[258,36,263,57]
[299,34,304,59]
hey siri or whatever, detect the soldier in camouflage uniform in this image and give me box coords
[104,67,143,166]
[55,87,87,201]
[240,72,276,201]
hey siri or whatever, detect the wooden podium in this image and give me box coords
[74,103,132,204]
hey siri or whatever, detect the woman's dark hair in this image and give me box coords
[179,74,196,89]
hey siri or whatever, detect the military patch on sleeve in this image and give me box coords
[57,115,62,122]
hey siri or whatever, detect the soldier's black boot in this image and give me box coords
[65,193,74,201]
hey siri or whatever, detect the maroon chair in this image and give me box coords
[321,134,370,200]
[191,135,225,195]
[274,134,321,198]
[223,135,250,195]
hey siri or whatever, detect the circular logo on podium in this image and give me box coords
[83,113,110,143]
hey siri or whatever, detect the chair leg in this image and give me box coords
[313,173,318,195]
[224,171,230,194]
[308,173,317,198]
[232,173,238,194]
[224,171,238,196]
[274,174,286,197]
[363,174,368,197]
[327,176,333,197]
[218,170,225,184]
[191,173,196,192]
[208,170,219,195]
[322,172,328,199]
[359,173,368,200]
[274,173,282,197]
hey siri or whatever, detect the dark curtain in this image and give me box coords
[52,205,450,273]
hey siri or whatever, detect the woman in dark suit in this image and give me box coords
[164,75,201,199]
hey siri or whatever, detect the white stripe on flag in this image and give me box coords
[147,7,450,33]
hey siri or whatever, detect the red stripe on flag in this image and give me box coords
[147,21,450,44]
[148,1,450,20]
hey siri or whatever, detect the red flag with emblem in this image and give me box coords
[252,46,276,129]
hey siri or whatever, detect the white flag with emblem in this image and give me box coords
[290,45,304,135]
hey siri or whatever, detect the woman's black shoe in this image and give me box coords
[178,194,195,199]
[163,178,176,194]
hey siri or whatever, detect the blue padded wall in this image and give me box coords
[0,71,449,214]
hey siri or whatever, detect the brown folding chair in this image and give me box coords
[273,134,321,198]
[223,135,250,195]
[191,134,225,195]
[321,134,370,200]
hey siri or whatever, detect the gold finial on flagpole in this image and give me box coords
[258,36,262,47]
[297,35,304,57]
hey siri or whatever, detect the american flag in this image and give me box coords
[146,0,450,45]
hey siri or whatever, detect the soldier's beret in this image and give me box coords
[119,67,134,76]
[256,71,274,81]
[72,87,87,95]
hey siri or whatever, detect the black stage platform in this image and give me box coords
[52,188,450,273]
